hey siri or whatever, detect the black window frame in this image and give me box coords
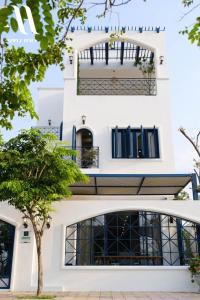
[112,127,160,159]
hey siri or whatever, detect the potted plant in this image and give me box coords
[81,148,98,168]
[189,256,200,292]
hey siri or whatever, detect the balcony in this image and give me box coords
[78,78,157,96]
[74,147,99,169]
[33,125,62,140]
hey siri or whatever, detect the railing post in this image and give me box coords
[192,173,199,200]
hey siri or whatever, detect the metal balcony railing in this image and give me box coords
[78,78,157,96]
[33,126,62,140]
[74,147,99,169]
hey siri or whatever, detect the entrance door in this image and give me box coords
[76,129,93,168]
[0,220,15,289]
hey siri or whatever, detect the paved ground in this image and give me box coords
[0,292,200,300]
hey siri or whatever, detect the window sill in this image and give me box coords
[111,158,162,161]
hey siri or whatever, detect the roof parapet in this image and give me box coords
[70,26,166,33]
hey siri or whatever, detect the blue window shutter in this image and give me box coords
[154,126,160,158]
[122,129,127,158]
[143,129,149,158]
[60,122,63,141]
[140,126,144,158]
[133,129,137,158]
[126,126,131,158]
[72,125,76,149]
[112,129,115,158]
[72,125,76,162]
[114,126,119,158]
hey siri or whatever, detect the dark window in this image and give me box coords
[112,127,159,159]
[0,220,15,289]
[65,211,200,266]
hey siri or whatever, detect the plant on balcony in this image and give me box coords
[188,256,200,292]
[134,58,155,77]
[81,148,98,168]
[134,58,155,95]
[184,234,200,291]
[189,257,200,278]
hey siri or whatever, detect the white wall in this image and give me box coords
[37,88,64,127]
[1,198,200,292]
[61,31,174,174]
[36,31,175,174]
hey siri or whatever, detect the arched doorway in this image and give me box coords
[0,220,15,289]
[76,128,93,149]
[76,129,95,168]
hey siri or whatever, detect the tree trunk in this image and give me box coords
[36,235,43,296]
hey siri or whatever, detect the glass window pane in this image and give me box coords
[65,212,200,266]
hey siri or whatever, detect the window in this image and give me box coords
[65,211,200,266]
[112,127,159,159]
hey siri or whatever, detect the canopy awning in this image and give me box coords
[70,174,192,196]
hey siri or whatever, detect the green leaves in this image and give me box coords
[10,17,18,32]
[0,129,88,216]
[182,0,194,7]
[0,0,87,130]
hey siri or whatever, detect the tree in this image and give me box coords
[0,0,199,130]
[179,127,200,192]
[0,129,87,295]
[0,0,129,130]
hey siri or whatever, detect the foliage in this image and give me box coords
[182,0,194,7]
[81,148,98,168]
[0,128,88,219]
[0,129,88,295]
[0,0,86,130]
[179,127,200,193]
[134,58,155,78]
[0,0,200,130]
[189,256,200,281]
[0,129,87,210]
[174,191,190,200]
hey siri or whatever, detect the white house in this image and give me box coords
[0,26,200,293]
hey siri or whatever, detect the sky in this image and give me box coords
[2,0,200,174]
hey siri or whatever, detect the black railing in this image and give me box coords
[33,126,62,140]
[78,78,157,96]
[74,147,99,169]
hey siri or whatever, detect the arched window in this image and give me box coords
[0,220,15,289]
[65,211,200,266]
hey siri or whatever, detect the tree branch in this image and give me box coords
[196,131,200,147]
[179,127,200,158]
[179,2,200,21]
[61,0,85,42]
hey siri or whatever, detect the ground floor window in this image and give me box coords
[65,211,200,266]
[0,220,15,289]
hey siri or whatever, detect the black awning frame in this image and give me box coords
[70,173,196,197]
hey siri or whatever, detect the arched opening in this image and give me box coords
[65,211,200,266]
[77,40,156,96]
[76,128,98,168]
[0,220,15,289]
[76,128,93,149]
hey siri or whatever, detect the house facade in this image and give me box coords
[1,27,200,292]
